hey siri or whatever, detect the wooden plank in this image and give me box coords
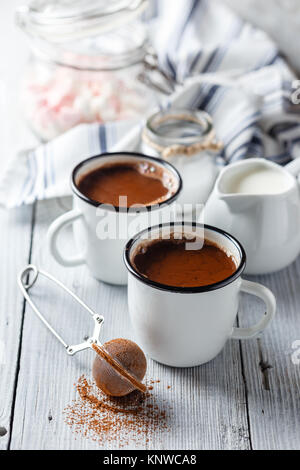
[0,205,33,450]
[10,197,251,450]
[239,260,300,450]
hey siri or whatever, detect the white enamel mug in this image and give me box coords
[47,153,182,285]
[124,222,276,367]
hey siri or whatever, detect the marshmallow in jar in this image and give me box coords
[15,0,155,141]
[142,109,223,209]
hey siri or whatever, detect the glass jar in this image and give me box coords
[16,0,156,141]
[142,109,223,207]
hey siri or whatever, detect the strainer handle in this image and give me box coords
[18,265,104,355]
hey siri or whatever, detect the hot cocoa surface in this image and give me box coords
[133,238,237,288]
[77,162,171,207]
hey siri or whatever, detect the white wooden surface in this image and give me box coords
[0,205,33,450]
[1,0,300,451]
[0,196,298,450]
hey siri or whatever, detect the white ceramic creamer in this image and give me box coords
[226,166,292,195]
[205,158,300,275]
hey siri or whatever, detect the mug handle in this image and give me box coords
[231,279,276,339]
[47,209,85,267]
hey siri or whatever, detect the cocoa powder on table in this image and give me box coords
[63,375,170,447]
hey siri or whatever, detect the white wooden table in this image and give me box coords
[1,0,300,451]
[0,196,300,450]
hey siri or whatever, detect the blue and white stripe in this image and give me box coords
[1,0,300,208]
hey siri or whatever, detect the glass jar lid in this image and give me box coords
[143,109,223,158]
[16,0,149,70]
[16,0,148,42]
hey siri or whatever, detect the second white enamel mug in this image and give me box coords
[124,222,276,367]
[47,152,182,285]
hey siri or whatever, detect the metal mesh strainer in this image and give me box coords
[18,265,147,396]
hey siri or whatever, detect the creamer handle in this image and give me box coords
[285,158,300,177]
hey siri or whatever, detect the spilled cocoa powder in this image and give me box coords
[63,375,171,447]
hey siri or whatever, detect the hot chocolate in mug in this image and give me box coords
[124,222,276,367]
[47,153,182,285]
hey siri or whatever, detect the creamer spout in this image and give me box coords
[218,192,256,212]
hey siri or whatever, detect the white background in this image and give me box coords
[0,1,35,171]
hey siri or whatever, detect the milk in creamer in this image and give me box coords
[226,165,292,195]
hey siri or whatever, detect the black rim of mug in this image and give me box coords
[123,222,247,293]
[70,151,183,212]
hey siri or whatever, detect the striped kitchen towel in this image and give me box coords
[1,0,300,208]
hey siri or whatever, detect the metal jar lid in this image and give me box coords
[143,109,223,159]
